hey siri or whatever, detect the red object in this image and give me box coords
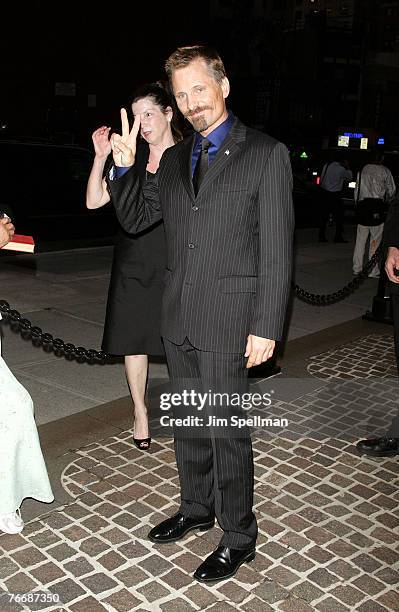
[316,176,321,185]
[2,234,35,253]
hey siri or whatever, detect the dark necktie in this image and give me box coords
[193,138,211,195]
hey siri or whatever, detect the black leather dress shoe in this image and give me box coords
[194,546,256,583]
[356,437,399,457]
[148,512,214,543]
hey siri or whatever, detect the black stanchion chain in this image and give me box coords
[0,302,109,364]
[0,246,384,362]
[293,245,383,305]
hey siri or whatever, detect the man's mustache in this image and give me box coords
[185,107,212,118]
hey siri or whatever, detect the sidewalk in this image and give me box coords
[0,227,398,611]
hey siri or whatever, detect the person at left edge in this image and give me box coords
[86,82,182,451]
[0,216,54,535]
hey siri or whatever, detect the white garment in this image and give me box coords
[0,314,54,514]
[353,223,384,277]
[321,161,352,193]
[354,163,396,202]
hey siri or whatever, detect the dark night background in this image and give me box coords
[1,0,399,152]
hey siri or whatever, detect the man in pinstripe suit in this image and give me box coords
[108,46,294,582]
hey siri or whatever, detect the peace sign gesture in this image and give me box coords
[110,108,141,167]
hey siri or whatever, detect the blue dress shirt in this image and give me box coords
[191,111,235,176]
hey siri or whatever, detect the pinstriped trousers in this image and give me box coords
[163,337,258,549]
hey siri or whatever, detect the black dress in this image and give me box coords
[102,142,166,356]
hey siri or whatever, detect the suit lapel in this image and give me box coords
[197,118,247,196]
[179,134,196,200]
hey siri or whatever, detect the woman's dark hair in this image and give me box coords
[132,81,183,143]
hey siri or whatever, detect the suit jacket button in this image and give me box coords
[192,205,199,211]
[188,243,195,249]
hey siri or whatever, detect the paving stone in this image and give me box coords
[160,599,196,612]
[316,598,350,612]
[327,540,358,558]
[356,601,390,612]
[137,581,171,602]
[80,573,118,595]
[375,567,399,585]
[377,591,399,611]
[327,559,360,580]
[217,580,251,603]
[60,525,91,542]
[330,585,367,607]
[282,552,315,573]
[304,545,334,564]
[347,532,373,549]
[41,513,71,529]
[184,584,219,608]
[303,527,334,545]
[47,543,77,562]
[102,589,142,611]
[138,554,174,576]
[160,568,193,589]
[265,566,299,587]
[79,537,109,556]
[118,541,150,559]
[96,503,123,519]
[97,551,126,571]
[69,595,108,611]
[12,547,47,568]
[352,575,387,596]
[115,566,150,587]
[30,561,65,583]
[290,580,325,603]
[112,513,139,530]
[278,531,310,551]
[4,572,38,593]
[0,558,20,579]
[63,557,95,577]
[81,515,110,533]
[63,504,92,520]
[370,527,398,545]
[240,596,274,611]
[48,578,85,604]
[28,530,61,549]
[254,579,289,604]
[259,541,288,560]
[277,595,315,612]
[351,553,381,574]
[78,492,102,508]
[282,514,312,532]
[371,546,399,565]
[173,552,202,573]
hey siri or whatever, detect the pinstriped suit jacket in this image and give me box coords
[108,117,294,352]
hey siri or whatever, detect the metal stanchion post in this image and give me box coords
[362,267,393,325]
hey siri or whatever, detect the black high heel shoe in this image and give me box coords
[133,437,151,451]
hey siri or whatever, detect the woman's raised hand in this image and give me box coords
[92,126,112,159]
[110,109,141,167]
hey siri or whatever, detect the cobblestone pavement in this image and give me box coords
[1,334,398,611]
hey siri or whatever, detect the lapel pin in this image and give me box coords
[225,149,230,155]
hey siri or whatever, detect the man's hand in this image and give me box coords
[92,126,112,159]
[0,216,15,249]
[110,109,141,167]
[245,334,275,369]
[385,246,399,283]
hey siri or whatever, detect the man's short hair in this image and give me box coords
[165,45,226,83]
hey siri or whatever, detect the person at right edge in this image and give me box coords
[357,195,399,457]
[107,45,294,583]
[352,148,396,278]
[318,152,352,243]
